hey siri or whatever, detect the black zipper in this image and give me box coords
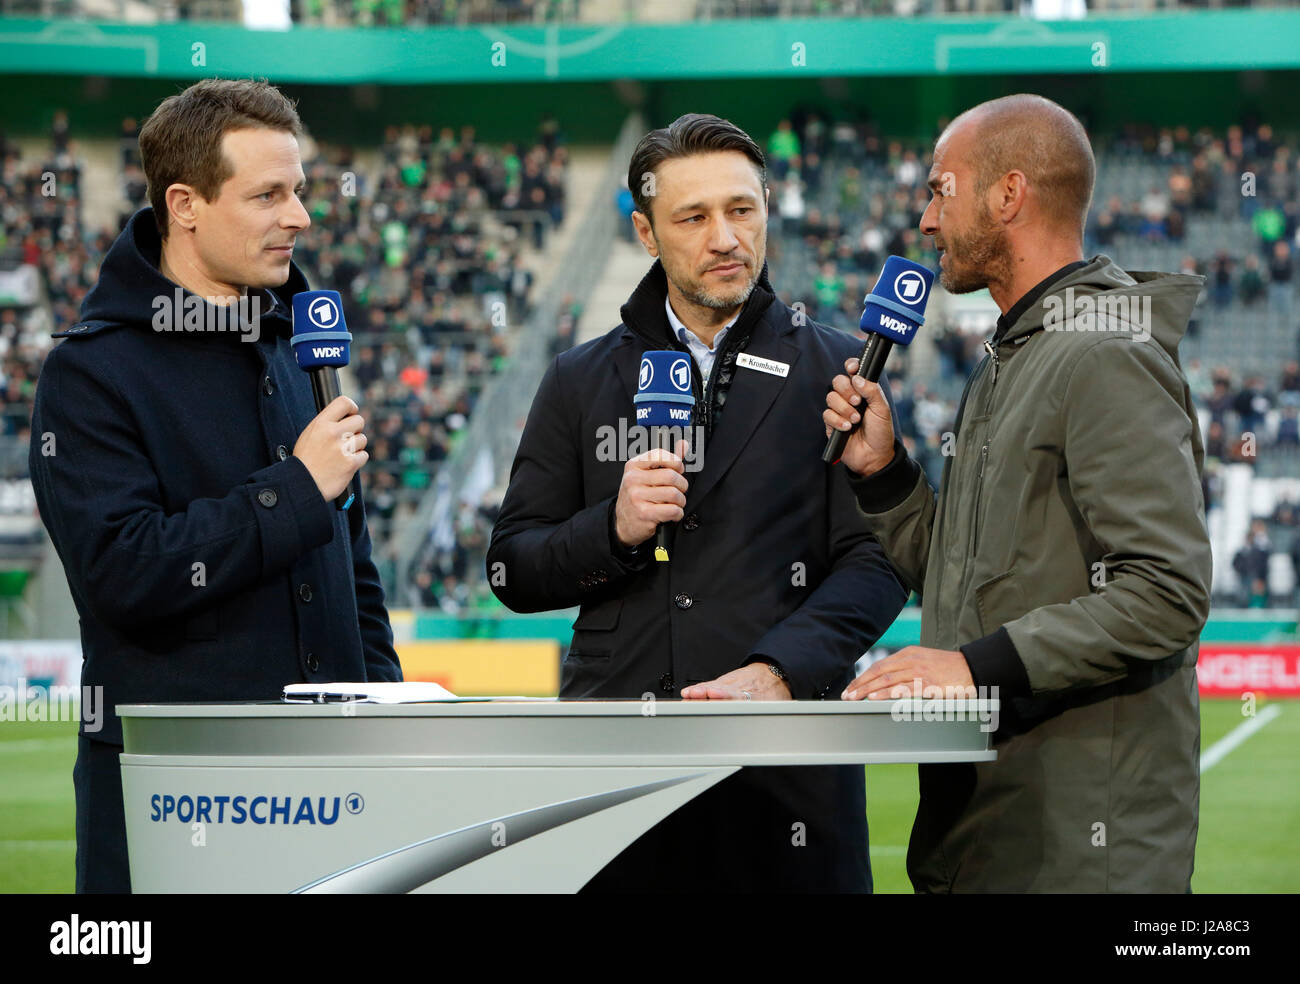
[969,339,1000,556]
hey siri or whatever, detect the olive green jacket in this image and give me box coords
[851,255,1212,893]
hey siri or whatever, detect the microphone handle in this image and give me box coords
[652,424,677,563]
[822,332,894,465]
[309,367,356,511]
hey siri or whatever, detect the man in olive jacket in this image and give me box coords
[828,95,1211,892]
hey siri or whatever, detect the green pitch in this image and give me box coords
[1,698,1296,893]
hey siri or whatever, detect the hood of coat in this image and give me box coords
[618,257,778,348]
[998,253,1204,361]
[71,206,307,341]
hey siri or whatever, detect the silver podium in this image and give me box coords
[118,699,997,893]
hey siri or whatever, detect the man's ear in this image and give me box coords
[164,183,201,235]
[631,211,658,258]
[995,170,1028,223]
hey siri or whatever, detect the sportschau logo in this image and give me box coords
[893,270,927,305]
[149,792,362,825]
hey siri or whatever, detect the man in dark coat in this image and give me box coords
[487,114,907,892]
[29,80,402,894]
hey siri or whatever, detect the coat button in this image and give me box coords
[659,672,674,692]
[263,376,275,396]
[257,489,278,508]
[306,653,319,672]
[683,514,700,531]
[298,583,313,602]
[277,445,288,461]
[674,592,693,610]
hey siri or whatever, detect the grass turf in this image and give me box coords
[0,698,1295,893]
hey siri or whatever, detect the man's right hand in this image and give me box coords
[293,395,369,501]
[614,441,689,548]
[823,357,897,477]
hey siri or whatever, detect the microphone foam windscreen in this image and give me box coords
[292,290,352,369]
[860,255,934,346]
[633,350,695,427]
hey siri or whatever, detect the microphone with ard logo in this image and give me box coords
[823,255,934,465]
[633,350,696,562]
[292,289,357,511]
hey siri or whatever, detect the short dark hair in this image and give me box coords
[139,78,303,240]
[627,113,766,226]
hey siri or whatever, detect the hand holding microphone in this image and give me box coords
[613,440,689,550]
[293,395,368,502]
[628,350,696,561]
[291,290,363,510]
[823,255,934,474]
[824,365,898,477]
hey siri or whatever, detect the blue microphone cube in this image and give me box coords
[860,255,934,346]
[633,350,696,427]
[292,290,353,369]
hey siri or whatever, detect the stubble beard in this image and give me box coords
[939,203,1011,295]
[658,228,765,311]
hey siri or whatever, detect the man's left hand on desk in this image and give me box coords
[681,663,793,701]
[841,646,975,701]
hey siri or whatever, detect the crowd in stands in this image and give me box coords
[1,112,568,602]
[697,0,1300,18]
[0,0,582,25]
[0,115,100,451]
[763,113,1300,606]
[3,0,1297,25]
[8,102,1300,608]
[290,0,582,25]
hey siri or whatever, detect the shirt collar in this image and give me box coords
[665,294,739,351]
[994,260,1088,343]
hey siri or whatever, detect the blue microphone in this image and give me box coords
[823,255,934,464]
[633,351,696,561]
[291,290,356,511]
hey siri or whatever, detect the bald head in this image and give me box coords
[943,94,1095,237]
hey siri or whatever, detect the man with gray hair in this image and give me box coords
[827,94,1211,892]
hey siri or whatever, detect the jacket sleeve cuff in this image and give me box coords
[606,497,651,572]
[845,438,923,514]
[960,626,1032,700]
[247,456,336,574]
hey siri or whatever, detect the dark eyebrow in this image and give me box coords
[257,178,307,192]
[670,193,759,217]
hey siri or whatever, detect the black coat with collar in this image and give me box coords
[29,207,403,747]
[488,260,908,892]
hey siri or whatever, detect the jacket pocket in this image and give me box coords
[566,596,623,658]
[974,568,1027,638]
